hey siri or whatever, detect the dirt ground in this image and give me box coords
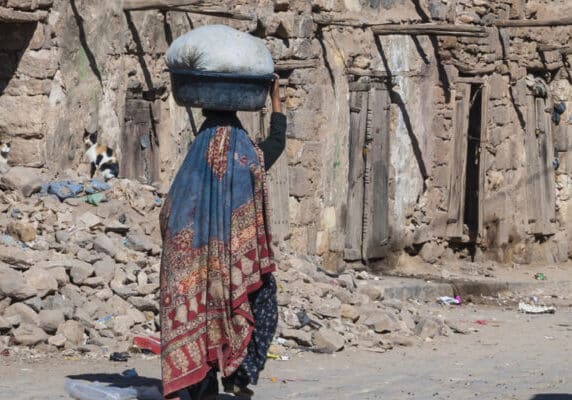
[1,304,571,400]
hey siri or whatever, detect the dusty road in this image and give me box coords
[1,305,571,400]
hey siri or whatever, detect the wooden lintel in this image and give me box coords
[0,7,48,23]
[345,68,390,77]
[494,16,572,28]
[537,44,572,55]
[274,59,319,71]
[123,0,213,10]
[451,59,497,75]
[123,0,255,20]
[313,13,372,27]
[371,23,488,37]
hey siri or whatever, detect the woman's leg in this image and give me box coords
[178,368,219,400]
[223,273,278,395]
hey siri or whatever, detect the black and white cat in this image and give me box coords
[0,140,11,174]
[83,131,119,180]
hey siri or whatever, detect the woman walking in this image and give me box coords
[160,77,286,400]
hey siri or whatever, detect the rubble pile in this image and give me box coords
[0,168,466,356]
[0,168,163,353]
[271,256,465,356]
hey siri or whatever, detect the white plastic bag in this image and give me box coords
[165,24,274,75]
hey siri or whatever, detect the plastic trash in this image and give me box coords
[85,192,106,206]
[64,379,137,400]
[165,25,273,75]
[85,179,111,194]
[437,296,462,305]
[133,336,161,355]
[109,352,130,362]
[122,368,138,378]
[518,302,556,314]
[47,180,84,201]
[96,315,113,324]
[534,272,546,280]
[65,379,163,400]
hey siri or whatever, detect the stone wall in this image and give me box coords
[1,0,571,270]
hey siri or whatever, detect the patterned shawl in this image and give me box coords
[159,120,275,397]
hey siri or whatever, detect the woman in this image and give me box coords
[160,76,286,400]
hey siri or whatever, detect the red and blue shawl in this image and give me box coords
[159,120,275,397]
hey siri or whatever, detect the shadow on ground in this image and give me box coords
[67,372,161,388]
[530,395,572,400]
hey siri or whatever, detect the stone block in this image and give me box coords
[23,266,58,298]
[3,77,52,96]
[289,166,314,198]
[17,49,58,79]
[56,320,85,346]
[12,323,47,346]
[490,105,510,126]
[7,221,36,242]
[6,137,45,167]
[0,265,37,300]
[4,302,40,326]
[313,327,345,352]
[38,309,64,333]
[0,95,47,137]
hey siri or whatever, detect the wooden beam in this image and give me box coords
[123,0,214,10]
[494,16,572,28]
[451,59,497,74]
[123,0,255,20]
[537,44,572,55]
[274,59,319,71]
[371,23,488,37]
[313,13,372,27]
[0,7,48,23]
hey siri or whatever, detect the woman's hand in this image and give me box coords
[270,73,282,113]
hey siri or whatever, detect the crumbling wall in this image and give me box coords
[1,0,571,270]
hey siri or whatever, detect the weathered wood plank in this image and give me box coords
[446,83,471,238]
[362,86,390,260]
[536,97,556,234]
[0,7,47,22]
[124,0,215,10]
[477,83,489,241]
[495,16,572,28]
[371,23,488,37]
[344,90,368,261]
[123,0,254,20]
[275,59,319,71]
[524,94,543,233]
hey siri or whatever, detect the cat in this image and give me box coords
[83,131,119,180]
[0,140,11,174]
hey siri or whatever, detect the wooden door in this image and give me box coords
[240,110,290,244]
[524,94,556,235]
[344,82,390,261]
[122,98,160,184]
[362,85,391,259]
[446,83,471,238]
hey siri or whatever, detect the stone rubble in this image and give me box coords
[0,174,470,358]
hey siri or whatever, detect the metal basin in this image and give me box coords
[169,69,274,111]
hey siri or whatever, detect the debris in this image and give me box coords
[109,351,130,362]
[518,302,556,314]
[121,368,138,378]
[45,181,84,201]
[437,296,462,305]
[133,336,161,355]
[534,272,546,281]
[475,320,488,325]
